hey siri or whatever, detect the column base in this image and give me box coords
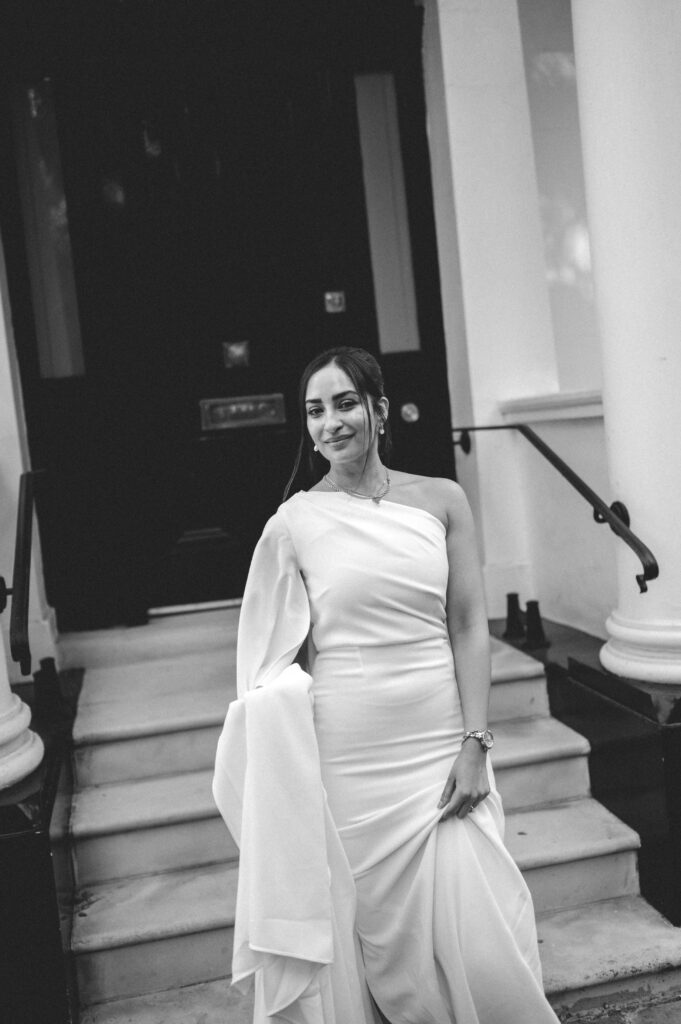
[600,612,681,684]
[0,692,45,789]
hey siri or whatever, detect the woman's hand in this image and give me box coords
[438,740,491,821]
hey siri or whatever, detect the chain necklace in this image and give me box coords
[324,471,391,505]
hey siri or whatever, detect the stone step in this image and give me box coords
[73,651,231,745]
[77,894,681,1024]
[80,979,252,1024]
[71,716,590,885]
[488,636,549,721]
[72,637,549,787]
[73,862,238,1007]
[71,769,239,886]
[506,798,640,915]
[59,607,241,670]
[74,722,224,789]
[75,648,230,709]
[72,798,639,1006]
[72,649,232,787]
[540,895,681,1017]
[494,714,590,810]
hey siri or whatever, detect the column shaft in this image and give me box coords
[0,233,47,785]
[572,0,681,681]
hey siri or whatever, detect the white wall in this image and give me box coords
[505,406,616,637]
[475,0,616,636]
[517,0,603,393]
[421,0,559,618]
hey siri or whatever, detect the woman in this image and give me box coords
[214,347,560,1024]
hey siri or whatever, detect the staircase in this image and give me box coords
[59,608,681,1024]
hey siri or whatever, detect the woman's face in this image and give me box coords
[305,362,383,466]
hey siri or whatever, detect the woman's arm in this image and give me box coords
[437,480,492,821]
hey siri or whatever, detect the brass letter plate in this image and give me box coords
[200,393,286,431]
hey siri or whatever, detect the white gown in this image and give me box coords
[217,490,560,1024]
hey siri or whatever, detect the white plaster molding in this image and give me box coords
[500,390,603,422]
[601,612,681,684]
[0,692,31,746]
[0,729,43,789]
[0,691,44,790]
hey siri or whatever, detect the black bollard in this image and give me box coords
[503,592,526,641]
[523,600,550,649]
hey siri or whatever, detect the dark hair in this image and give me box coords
[283,346,392,499]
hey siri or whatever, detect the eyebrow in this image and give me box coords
[305,390,357,404]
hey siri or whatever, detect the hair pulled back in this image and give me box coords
[283,346,391,499]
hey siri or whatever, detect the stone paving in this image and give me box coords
[559,995,681,1023]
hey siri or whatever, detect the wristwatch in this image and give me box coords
[462,729,494,752]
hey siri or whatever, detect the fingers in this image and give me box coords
[439,786,490,822]
[438,759,491,821]
[440,793,470,821]
[437,775,456,810]
[441,795,476,821]
[456,798,477,820]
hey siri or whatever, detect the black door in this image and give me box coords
[1,0,454,629]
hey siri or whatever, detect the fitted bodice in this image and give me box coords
[282,491,449,653]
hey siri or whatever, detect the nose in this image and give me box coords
[323,409,343,434]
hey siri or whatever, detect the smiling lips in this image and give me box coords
[325,435,354,445]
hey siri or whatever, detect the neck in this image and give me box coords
[327,451,386,493]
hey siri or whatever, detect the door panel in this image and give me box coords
[1,0,454,628]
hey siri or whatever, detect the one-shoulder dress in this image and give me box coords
[215,490,560,1024]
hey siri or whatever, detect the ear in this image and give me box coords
[377,396,389,422]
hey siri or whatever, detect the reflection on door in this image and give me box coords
[355,73,420,356]
[12,79,84,379]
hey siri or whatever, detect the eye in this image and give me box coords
[306,406,322,418]
[338,399,358,410]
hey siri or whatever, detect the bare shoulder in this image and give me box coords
[424,476,471,527]
[387,471,469,528]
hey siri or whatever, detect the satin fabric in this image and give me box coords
[215,490,559,1024]
[213,665,375,1024]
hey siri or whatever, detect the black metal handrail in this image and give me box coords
[453,423,659,594]
[0,471,36,675]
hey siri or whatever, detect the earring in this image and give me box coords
[313,444,319,452]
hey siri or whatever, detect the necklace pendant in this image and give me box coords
[372,495,381,505]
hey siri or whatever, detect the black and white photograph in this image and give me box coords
[1,2,680,1023]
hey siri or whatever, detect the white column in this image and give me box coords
[0,236,58,687]
[0,239,50,786]
[572,0,681,683]
[421,0,559,614]
[0,627,43,789]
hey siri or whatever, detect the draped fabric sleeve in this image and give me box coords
[214,505,311,847]
[236,507,311,697]
[212,504,374,1023]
